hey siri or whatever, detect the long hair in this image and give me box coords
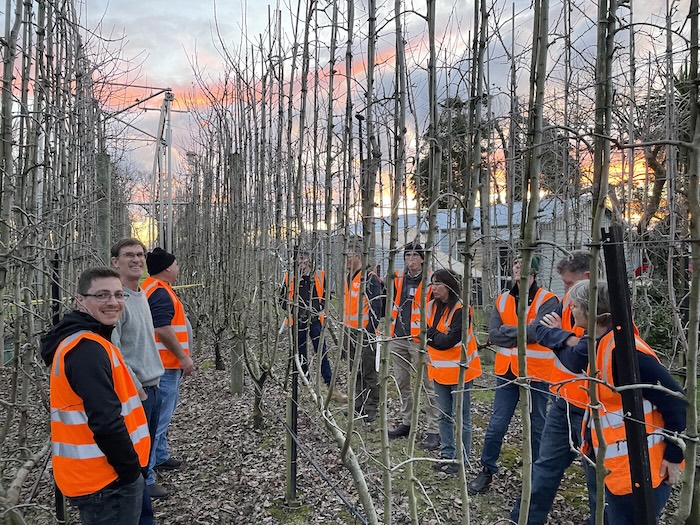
[431,268,461,307]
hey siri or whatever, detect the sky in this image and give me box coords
[84,1,260,172]
[82,0,693,192]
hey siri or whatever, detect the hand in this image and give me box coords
[565,335,581,347]
[138,388,148,401]
[660,459,683,485]
[180,355,195,377]
[540,312,563,329]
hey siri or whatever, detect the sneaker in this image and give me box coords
[468,467,493,495]
[364,412,377,424]
[147,482,169,499]
[154,457,182,471]
[388,423,411,438]
[422,433,440,451]
[432,461,459,475]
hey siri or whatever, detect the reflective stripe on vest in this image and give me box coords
[143,277,190,369]
[390,270,431,341]
[586,331,671,496]
[427,302,482,385]
[284,271,326,326]
[548,292,589,407]
[493,288,556,381]
[49,331,150,497]
[344,271,372,328]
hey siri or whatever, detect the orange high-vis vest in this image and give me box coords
[283,271,325,326]
[548,293,589,408]
[494,288,557,382]
[390,270,432,341]
[142,277,190,369]
[427,301,482,385]
[584,331,676,496]
[50,331,150,497]
[344,271,375,329]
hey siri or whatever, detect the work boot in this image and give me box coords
[147,482,169,499]
[154,457,182,471]
[468,466,493,495]
[388,423,411,438]
[433,461,459,475]
[422,432,440,451]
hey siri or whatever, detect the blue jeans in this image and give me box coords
[140,385,161,524]
[434,381,472,460]
[296,320,332,384]
[585,464,671,525]
[151,369,181,467]
[510,398,586,524]
[480,376,549,474]
[69,476,144,525]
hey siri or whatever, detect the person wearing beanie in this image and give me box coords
[426,268,482,474]
[141,247,194,494]
[469,255,558,495]
[387,242,441,451]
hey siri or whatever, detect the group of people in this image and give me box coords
[42,239,193,525]
[284,243,687,524]
[281,240,483,470]
[45,236,685,524]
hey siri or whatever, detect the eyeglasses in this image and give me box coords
[81,292,127,302]
[119,252,146,259]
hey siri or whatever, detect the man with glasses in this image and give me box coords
[41,267,150,525]
[143,247,194,484]
[111,238,167,508]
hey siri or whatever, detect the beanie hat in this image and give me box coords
[530,255,541,274]
[404,242,424,260]
[147,247,176,275]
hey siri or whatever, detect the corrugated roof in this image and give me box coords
[348,196,592,234]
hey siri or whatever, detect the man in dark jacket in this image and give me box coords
[343,239,384,424]
[280,250,346,402]
[41,267,150,525]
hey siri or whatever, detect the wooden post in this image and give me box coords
[96,152,111,263]
[601,224,655,525]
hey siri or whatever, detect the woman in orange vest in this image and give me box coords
[426,269,482,474]
[40,267,150,525]
[554,280,685,524]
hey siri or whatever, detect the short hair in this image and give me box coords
[346,237,363,255]
[567,279,611,318]
[432,268,462,305]
[77,267,121,294]
[556,250,591,275]
[110,237,147,258]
